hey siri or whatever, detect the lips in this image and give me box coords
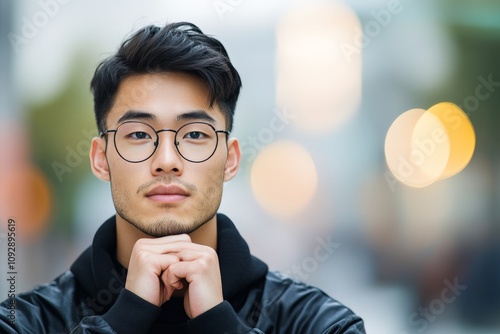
[145,184,189,203]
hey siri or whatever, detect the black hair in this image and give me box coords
[90,22,241,133]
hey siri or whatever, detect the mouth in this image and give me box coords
[145,184,189,204]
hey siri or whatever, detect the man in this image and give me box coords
[0,22,365,333]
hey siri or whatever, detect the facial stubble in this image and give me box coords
[110,171,224,238]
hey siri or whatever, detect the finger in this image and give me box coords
[155,242,217,260]
[134,234,191,247]
[166,261,223,319]
[145,233,191,244]
[125,253,181,306]
[164,259,219,284]
[128,252,180,276]
[131,235,192,256]
[161,269,184,292]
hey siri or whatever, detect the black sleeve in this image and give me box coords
[187,301,265,334]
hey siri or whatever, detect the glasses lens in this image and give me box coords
[115,122,156,162]
[176,123,218,162]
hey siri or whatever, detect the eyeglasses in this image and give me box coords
[101,121,229,163]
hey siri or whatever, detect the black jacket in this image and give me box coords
[0,214,365,333]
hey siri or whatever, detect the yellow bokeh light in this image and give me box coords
[385,108,450,188]
[385,103,476,188]
[276,2,361,134]
[250,141,318,220]
[425,102,476,180]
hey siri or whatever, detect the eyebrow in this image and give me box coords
[116,109,217,127]
[117,110,156,124]
[176,110,217,124]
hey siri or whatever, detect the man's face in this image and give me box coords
[90,72,240,237]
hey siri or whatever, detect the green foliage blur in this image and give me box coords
[26,53,96,235]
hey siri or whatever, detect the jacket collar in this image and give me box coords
[70,214,268,314]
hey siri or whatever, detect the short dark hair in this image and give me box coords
[90,22,242,133]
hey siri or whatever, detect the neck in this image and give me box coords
[116,215,218,268]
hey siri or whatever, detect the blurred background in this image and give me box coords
[1,0,500,333]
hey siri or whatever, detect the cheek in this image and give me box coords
[109,166,131,199]
[197,162,225,197]
[108,159,145,193]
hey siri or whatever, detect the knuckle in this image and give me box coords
[136,250,149,262]
[199,251,217,268]
[205,247,217,259]
[134,238,148,248]
[197,258,209,271]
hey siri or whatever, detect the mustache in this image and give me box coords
[136,176,197,194]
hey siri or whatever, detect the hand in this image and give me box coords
[125,234,223,318]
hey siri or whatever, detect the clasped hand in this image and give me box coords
[125,234,223,319]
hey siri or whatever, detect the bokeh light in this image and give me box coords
[4,1,500,332]
[3,166,53,239]
[385,108,450,187]
[250,140,317,220]
[425,102,476,180]
[275,1,361,134]
[0,123,51,239]
[385,103,475,188]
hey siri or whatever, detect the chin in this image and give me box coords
[138,216,204,238]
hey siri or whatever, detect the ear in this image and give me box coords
[90,137,110,182]
[224,137,241,182]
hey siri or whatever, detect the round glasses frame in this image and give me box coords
[100,121,230,163]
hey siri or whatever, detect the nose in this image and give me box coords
[149,130,183,175]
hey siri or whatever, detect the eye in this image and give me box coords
[185,131,206,140]
[129,131,151,140]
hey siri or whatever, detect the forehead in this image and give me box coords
[107,72,224,127]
